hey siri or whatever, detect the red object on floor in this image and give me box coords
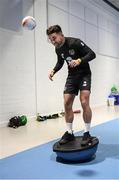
[73,109,81,113]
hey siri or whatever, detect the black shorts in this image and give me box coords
[64,74,91,95]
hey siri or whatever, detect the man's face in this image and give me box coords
[48,32,64,48]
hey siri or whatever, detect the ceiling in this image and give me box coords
[103,0,119,11]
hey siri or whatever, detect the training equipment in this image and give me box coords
[20,115,27,125]
[107,95,115,106]
[37,112,64,121]
[8,116,21,128]
[73,109,81,113]
[111,85,118,94]
[53,136,99,163]
[8,115,27,128]
[22,16,36,30]
[108,85,119,105]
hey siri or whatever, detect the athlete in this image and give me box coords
[46,25,96,146]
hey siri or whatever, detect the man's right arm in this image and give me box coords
[48,53,64,81]
[53,54,64,74]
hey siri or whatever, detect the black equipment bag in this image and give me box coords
[8,116,21,128]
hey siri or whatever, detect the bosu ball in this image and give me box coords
[53,136,99,163]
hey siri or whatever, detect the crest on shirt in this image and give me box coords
[69,49,75,55]
[61,53,64,59]
[66,57,72,61]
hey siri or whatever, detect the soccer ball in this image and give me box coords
[22,16,36,30]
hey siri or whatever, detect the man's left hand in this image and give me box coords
[69,59,81,68]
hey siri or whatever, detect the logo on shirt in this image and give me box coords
[66,57,72,62]
[82,81,87,87]
[81,42,85,46]
[69,49,75,55]
[61,53,64,59]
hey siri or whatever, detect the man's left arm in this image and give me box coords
[69,40,96,68]
[78,41,96,64]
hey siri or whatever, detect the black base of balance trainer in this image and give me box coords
[53,136,99,162]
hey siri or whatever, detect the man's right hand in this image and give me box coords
[48,70,55,81]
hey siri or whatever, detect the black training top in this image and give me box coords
[53,37,96,76]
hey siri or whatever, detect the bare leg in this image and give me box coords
[64,94,75,123]
[58,94,76,144]
[80,90,92,145]
[80,90,92,124]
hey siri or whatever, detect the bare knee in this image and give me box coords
[64,94,75,112]
[64,100,72,112]
[80,98,89,111]
[80,91,90,110]
[81,99,87,108]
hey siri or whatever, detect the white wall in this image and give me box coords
[35,0,119,112]
[0,0,119,125]
[0,0,36,124]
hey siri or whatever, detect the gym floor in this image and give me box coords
[0,105,119,159]
[0,105,119,179]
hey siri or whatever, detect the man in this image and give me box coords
[46,25,96,146]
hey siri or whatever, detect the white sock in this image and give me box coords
[84,123,91,133]
[66,123,73,134]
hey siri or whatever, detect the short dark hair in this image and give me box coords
[46,25,62,35]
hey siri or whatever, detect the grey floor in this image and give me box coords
[0,105,119,159]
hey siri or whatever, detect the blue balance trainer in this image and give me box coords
[53,136,99,163]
